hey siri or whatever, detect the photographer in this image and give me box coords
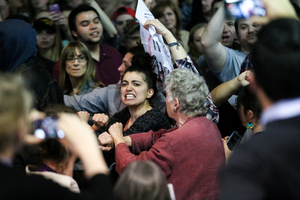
[0,74,112,199]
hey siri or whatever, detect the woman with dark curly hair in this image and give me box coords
[94,51,171,137]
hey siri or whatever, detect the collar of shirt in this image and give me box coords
[260,97,300,126]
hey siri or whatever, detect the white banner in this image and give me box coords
[135,0,173,84]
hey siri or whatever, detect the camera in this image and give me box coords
[33,117,65,139]
[224,0,266,19]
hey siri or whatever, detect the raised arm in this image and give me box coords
[211,70,251,107]
[144,19,187,60]
[90,0,118,37]
[64,87,109,115]
[201,3,227,72]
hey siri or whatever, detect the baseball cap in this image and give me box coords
[33,18,56,34]
[113,6,135,22]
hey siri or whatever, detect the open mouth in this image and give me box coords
[91,32,99,37]
[222,35,230,41]
[125,94,135,100]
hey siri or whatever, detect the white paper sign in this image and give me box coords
[136,0,173,84]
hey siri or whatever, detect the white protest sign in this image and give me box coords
[135,0,173,84]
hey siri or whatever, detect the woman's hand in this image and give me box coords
[57,113,109,177]
[50,12,69,31]
[144,19,170,36]
[108,122,125,146]
[222,136,232,163]
[98,132,114,151]
[92,113,109,131]
[77,111,90,123]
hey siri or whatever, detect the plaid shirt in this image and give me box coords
[175,55,219,124]
[239,54,253,74]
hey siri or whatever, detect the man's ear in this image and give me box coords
[72,30,78,38]
[147,89,154,99]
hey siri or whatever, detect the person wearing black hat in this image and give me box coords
[33,17,63,73]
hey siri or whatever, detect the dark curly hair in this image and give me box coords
[122,52,158,101]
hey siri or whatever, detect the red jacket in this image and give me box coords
[115,116,225,200]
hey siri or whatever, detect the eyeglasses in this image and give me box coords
[66,55,86,63]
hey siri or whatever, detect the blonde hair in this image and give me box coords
[0,74,32,153]
[51,25,63,62]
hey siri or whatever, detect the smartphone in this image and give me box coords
[227,131,243,151]
[33,117,65,139]
[224,0,266,19]
[49,4,61,15]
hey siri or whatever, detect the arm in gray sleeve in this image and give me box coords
[64,86,109,115]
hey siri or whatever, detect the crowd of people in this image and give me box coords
[0,0,300,199]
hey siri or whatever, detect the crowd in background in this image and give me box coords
[0,0,300,199]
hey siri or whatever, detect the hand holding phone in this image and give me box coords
[226,131,243,151]
[224,0,266,19]
[33,117,65,139]
[49,4,61,15]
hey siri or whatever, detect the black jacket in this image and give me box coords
[14,59,64,111]
[0,163,113,200]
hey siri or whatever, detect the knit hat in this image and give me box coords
[113,6,135,22]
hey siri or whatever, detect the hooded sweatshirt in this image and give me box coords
[0,19,64,111]
[0,19,38,73]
